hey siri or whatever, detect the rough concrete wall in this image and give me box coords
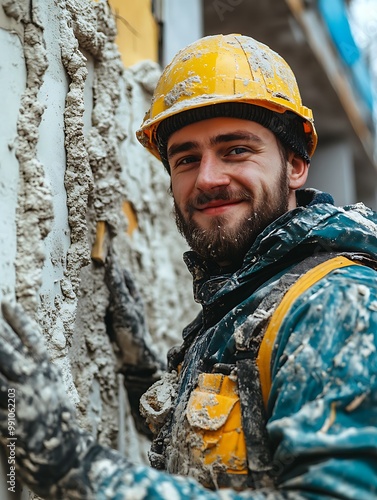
[0,0,198,497]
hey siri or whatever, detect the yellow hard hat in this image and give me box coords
[137,34,317,167]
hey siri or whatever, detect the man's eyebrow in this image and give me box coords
[210,131,264,146]
[167,141,199,160]
[167,131,264,159]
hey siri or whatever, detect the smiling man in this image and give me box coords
[1,34,377,499]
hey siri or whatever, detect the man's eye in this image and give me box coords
[228,147,250,155]
[176,156,198,166]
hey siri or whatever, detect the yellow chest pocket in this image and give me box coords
[186,372,248,486]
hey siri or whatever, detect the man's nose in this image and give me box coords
[195,153,230,191]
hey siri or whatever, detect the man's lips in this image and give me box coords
[196,199,243,214]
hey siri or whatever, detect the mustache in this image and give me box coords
[187,187,252,211]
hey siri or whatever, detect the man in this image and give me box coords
[1,33,377,499]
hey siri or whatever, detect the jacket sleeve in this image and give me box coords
[88,264,377,500]
[264,263,377,499]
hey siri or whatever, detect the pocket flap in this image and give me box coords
[186,391,237,430]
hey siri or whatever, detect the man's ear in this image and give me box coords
[287,152,309,190]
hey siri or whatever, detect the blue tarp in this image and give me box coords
[318,0,374,112]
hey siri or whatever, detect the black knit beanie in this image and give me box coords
[156,102,311,172]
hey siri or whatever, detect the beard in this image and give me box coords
[173,162,290,267]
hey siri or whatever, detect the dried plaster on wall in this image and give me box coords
[58,0,126,449]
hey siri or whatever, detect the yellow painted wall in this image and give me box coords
[108,0,159,67]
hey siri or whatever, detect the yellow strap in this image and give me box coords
[257,256,360,408]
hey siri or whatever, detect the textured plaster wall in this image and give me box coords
[0,0,198,497]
